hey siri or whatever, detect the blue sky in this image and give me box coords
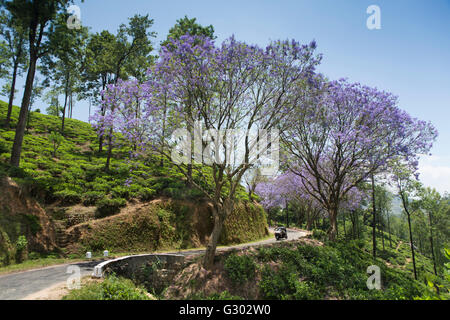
[1,0,449,192]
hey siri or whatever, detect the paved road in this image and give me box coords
[0,228,306,300]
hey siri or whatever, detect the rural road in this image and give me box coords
[0,228,307,300]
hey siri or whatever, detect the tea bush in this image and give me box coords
[224,253,256,285]
[95,198,127,218]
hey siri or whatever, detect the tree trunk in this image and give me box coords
[105,128,113,171]
[5,60,19,129]
[328,208,338,241]
[343,211,346,238]
[401,193,418,280]
[387,210,393,249]
[428,212,438,276]
[371,173,377,259]
[285,200,289,228]
[98,83,106,153]
[406,211,418,280]
[203,201,231,269]
[10,57,37,167]
[61,87,68,134]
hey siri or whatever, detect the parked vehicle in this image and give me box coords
[274,226,288,240]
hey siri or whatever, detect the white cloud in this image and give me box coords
[418,155,450,194]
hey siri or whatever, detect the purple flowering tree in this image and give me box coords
[99,35,321,268]
[255,170,365,230]
[281,79,437,240]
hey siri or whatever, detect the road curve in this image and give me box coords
[0,228,307,300]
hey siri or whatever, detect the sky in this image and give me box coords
[1,0,449,193]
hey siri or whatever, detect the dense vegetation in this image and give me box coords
[0,101,267,265]
[63,274,154,300]
[160,236,448,300]
[0,1,448,301]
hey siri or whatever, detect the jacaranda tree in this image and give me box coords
[98,35,322,268]
[281,79,437,240]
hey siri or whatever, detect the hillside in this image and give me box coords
[164,238,430,300]
[0,101,268,264]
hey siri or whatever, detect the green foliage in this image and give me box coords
[95,198,127,218]
[54,189,82,205]
[82,191,105,206]
[21,214,42,235]
[312,229,327,242]
[162,15,215,48]
[15,235,27,252]
[205,291,243,300]
[0,228,14,266]
[224,253,256,285]
[256,241,428,300]
[63,275,152,300]
[137,187,156,201]
[48,131,63,157]
[15,235,28,263]
[259,264,321,300]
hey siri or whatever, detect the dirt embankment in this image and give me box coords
[0,177,57,258]
[63,199,269,255]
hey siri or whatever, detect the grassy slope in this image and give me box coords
[165,238,438,300]
[0,101,268,264]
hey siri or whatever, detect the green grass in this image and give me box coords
[0,257,81,275]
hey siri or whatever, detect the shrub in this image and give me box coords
[0,229,14,266]
[137,187,156,201]
[111,186,131,200]
[15,235,28,263]
[54,189,82,205]
[0,142,8,154]
[8,166,27,178]
[312,229,327,242]
[49,131,63,157]
[82,191,105,206]
[63,275,152,300]
[224,253,256,285]
[95,198,127,218]
[21,214,42,235]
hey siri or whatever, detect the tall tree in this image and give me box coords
[392,162,420,280]
[99,36,321,268]
[161,15,215,182]
[0,6,27,128]
[281,79,437,240]
[419,187,443,276]
[104,14,156,170]
[161,15,215,48]
[6,0,75,167]
[42,13,88,134]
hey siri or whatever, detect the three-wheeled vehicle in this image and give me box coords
[274,226,288,240]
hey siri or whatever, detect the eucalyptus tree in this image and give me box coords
[0,6,27,128]
[161,15,215,48]
[41,14,88,134]
[418,187,449,276]
[85,15,156,156]
[5,0,77,167]
[391,162,422,280]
